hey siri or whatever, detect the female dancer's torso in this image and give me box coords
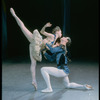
[40,34,56,50]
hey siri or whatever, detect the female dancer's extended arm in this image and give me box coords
[40,22,54,38]
[10,8,33,43]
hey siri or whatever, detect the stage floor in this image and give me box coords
[2,59,99,100]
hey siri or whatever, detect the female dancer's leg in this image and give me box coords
[29,44,37,90]
[10,8,33,43]
[10,8,38,90]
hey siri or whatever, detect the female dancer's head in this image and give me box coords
[52,26,62,38]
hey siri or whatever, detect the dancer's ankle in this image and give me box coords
[32,81,37,90]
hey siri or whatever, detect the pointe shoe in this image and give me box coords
[41,88,53,93]
[10,8,16,16]
[84,84,93,90]
[32,82,37,91]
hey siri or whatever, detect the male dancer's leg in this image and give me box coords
[63,76,92,90]
[41,67,92,92]
[41,67,67,92]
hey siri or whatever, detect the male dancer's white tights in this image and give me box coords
[41,67,90,92]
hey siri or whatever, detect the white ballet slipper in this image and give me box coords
[84,84,93,90]
[41,88,53,93]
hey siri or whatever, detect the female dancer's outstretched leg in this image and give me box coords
[10,8,38,90]
[10,8,33,43]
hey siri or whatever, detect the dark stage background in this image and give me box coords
[2,0,99,61]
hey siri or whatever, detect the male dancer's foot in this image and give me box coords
[84,84,93,90]
[41,88,53,93]
[32,81,37,91]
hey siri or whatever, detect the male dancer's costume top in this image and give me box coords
[45,43,70,74]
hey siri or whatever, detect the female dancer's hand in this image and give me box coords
[10,8,16,16]
[45,22,52,27]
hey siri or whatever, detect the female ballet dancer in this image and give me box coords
[41,37,92,92]
[10,8,62,90]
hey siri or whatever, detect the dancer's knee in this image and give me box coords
[63,79,70,88]
[41,67,46,72]
[41,67,49,74]
[64,82,70,88]
[66,84,71,88]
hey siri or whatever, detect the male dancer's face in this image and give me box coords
[60,37,68,45]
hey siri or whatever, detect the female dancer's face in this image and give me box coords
[56,30,62,38]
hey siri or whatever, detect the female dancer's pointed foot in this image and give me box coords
[84,84,93,90]
[41,88,53,93]
[32,82,37,91]
[10,8,16,16]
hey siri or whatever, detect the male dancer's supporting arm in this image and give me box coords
[46,43,64,53]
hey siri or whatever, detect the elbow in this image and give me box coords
[40,30,42,34]
[40,30,44,34]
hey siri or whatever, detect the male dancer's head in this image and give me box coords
[55,37,71,47]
